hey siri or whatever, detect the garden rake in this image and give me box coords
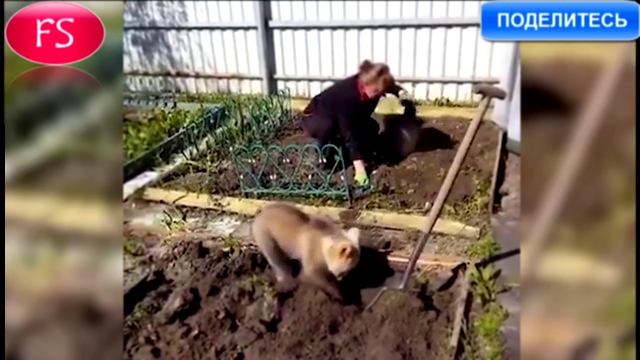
[363,84,507,311]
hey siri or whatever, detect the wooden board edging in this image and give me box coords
[5,190,119,235]
[387,255,465,268]
[141,188,480,239]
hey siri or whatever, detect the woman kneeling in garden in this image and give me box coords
[299,60,405,187]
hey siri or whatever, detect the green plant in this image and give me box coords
[159,208,188,233]
[473,302,508,360]
[462,264,509,360]
[467,233,500,261]
[413,97,479,108]
[443,175,491,222]
[415,269,431,286]
[467,265,501,307]
[178,91,292,167]
[241,274,277,302]
[221,235,244,256]
[124,303,151,331]
[123,107,206,161]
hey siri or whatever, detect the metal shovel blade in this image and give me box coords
[359,270,403,307]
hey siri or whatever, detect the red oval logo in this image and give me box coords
[5,2,106,66]
[9,66,101,91]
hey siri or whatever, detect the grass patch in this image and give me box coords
[159,208,189,234]
[183,93,478,109]
[461,205,509,360]
[455,177,505,360]
[415,97,477,108]
[466,265,502,307]
[291,97,484,119]
[123,107,207,162]
[221,235,245,256]
[466,233,500,261]
[443,174,491,224]
[470,302,509,360]
[123,91,289,182]
[439,174,500,262]
[462,264,509,360]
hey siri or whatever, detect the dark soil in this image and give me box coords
[5,293,122,360]
[161,115,499,214]
[123,239,460,360]
[521,60,636,223]
[369,116,496,211]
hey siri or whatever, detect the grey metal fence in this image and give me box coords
[124,1,502,102]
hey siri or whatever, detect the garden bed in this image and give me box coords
[123,232,464,360]
[123,92,292,185]
[160,114,499,223]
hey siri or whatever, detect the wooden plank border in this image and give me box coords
[141,187,481,239]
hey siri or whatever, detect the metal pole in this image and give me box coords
[254,1,277,94]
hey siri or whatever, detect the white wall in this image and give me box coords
[124,1,509,102]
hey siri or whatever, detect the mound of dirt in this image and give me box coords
[124,240,458,360]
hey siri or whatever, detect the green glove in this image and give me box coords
[354,170,369,187]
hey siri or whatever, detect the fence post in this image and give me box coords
[254,1,277,94]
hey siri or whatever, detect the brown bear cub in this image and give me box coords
[252,202,361,301]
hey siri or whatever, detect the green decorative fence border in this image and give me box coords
[231,143,352,202]
[123,90,371,202]
[204,90,293,152]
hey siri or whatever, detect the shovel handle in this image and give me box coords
[399,85,505,290]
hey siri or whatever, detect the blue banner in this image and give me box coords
[481,1,640,41]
